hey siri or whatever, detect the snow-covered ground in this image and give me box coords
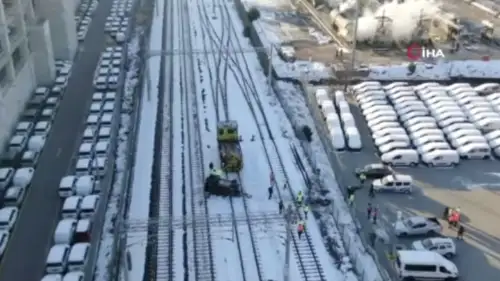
[192,0,348,280]
[119,2,163,280]
[94,28,142,281]
[272,81,388,281]
[243,0,500,81]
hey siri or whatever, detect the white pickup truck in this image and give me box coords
[394,216,442,237]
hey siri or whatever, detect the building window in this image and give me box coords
[12,46,23,71]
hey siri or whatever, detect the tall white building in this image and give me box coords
[0,0,78,153]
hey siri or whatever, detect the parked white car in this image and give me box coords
[394,216,442,237]
[371,174,413,193]
[412,237,456,258]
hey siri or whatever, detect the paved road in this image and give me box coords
[317,86,500,281]
[0,1,113,280]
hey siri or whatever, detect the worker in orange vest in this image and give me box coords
[297,220,305,239]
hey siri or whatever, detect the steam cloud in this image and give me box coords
[339,0,442,42]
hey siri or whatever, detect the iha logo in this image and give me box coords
[407,43,445,61]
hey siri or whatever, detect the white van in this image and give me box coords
[345,127,362,150]
[443,123,476,135]
[67,243,90,271]
[13,167,34,188]
[41,274,62,281]
[372,127,407,140]
[381,149,419,166]
[80,195,99,219]
[362,105,393,116]
[406,122,438,133]
[0,168,14,190]
[59,176,77,197]
[410,129,444,140]
[446,82,471,91]
[375,134,410,147]
[395,250,459,281]
[62,196,82,219]
[422,150,459,166]
[450,135,487,148]
[75,158,91,175]
[0,207,18,231]
[0,231,9,257]
[45,244,71,274]
[3,186,26,207]
[352,81,381,92]
[404,117,436,128]
[320,100,335,117]
[315,88,329,105]
[330,128,345,150]
[75,175,96,196]
[333,90,345,105]
[369,122,401,133]
[417,142,450,155]
[54,219,77,244]
[448,129,482,140]
[365,110,397,121]
[372,174,413,193]
[412,134,446,147]
[475,117,500,131]
[337,101,351,114]
[367,115,399,128]
[378,141,409,154]
[383,82,408,90]
[340,113,355,127]
[63,271,84,281]
[457,143,491,159]
[325,113,341,130]
[414,82,440,91]
[28,135,46,152]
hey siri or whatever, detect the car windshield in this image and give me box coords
[381,176,391,185]
[421,239,433,248]
[404,219,414,227]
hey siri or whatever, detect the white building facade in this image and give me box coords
[0,0,78,153]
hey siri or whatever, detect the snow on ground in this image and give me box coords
[368,60,500,80]
[120,1,163,280]
[94,29,142,281]
[272,81,385,281]
[241,0,333,80]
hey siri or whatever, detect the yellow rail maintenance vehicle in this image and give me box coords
[217,120,243,172]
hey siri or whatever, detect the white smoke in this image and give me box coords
[353,0,442,42]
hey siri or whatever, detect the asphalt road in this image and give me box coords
[318,86,500,281]
[0,1,113,280]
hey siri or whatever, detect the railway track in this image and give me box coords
[218,3,328,281]
[181,0,217,281]
[196,0,264,280]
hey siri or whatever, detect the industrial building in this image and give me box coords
[0,0,78,153]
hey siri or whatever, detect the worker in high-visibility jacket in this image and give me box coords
[297,191,304,205]
[303,205,310,219]
[297,220,305,239]
[209,162,223,177]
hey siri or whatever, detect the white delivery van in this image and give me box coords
[362,105,393,116]
[448,129,482,140]
[367,115,399,128]
[378,141,409,154]
[53,219,77,244]
[365,110,397,121]
[421,150,459,166]
[330,128,345,150]
[450,135,487,148]
[315,88,329,105]
[28,135,46,152]
[457,143,491,159]
[383,82,408,90]
[381,149,419,166]
[412,134,446,147]
[375,134,410,147]
[45,244,71,274]
[345,127,362,150]
[3,186,26,207]
[333,90,345,105]
[75,175,96,196]
[67,243,90,271]
[372,127,407,140]
[80,195,99,219]
[414,82,440,91]
[394,250,459,281]
[325,113,341,131]
[320,100,335,117]
[61,196,82,219]
[59,176,77,197]
[406,122,438,134]
[63,271,84,281]
[13,168,34,188]
[337,101,351,114]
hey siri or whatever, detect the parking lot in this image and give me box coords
[308,82,500,281]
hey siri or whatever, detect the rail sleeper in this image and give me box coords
[193,221,215,281]
[291,231,326,281]
[157,145,174,280]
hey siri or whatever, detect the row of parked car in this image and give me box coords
[352,81,500,166]
[315,88,362,150]
[41,45,125,280]
[0,61,73,261]
[76,0,100,42]
[104,0,135,43]
[93,46,125,90]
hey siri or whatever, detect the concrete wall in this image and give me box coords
[0,56,36,151]
[29,19,56,85]
[34,0,77,60]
